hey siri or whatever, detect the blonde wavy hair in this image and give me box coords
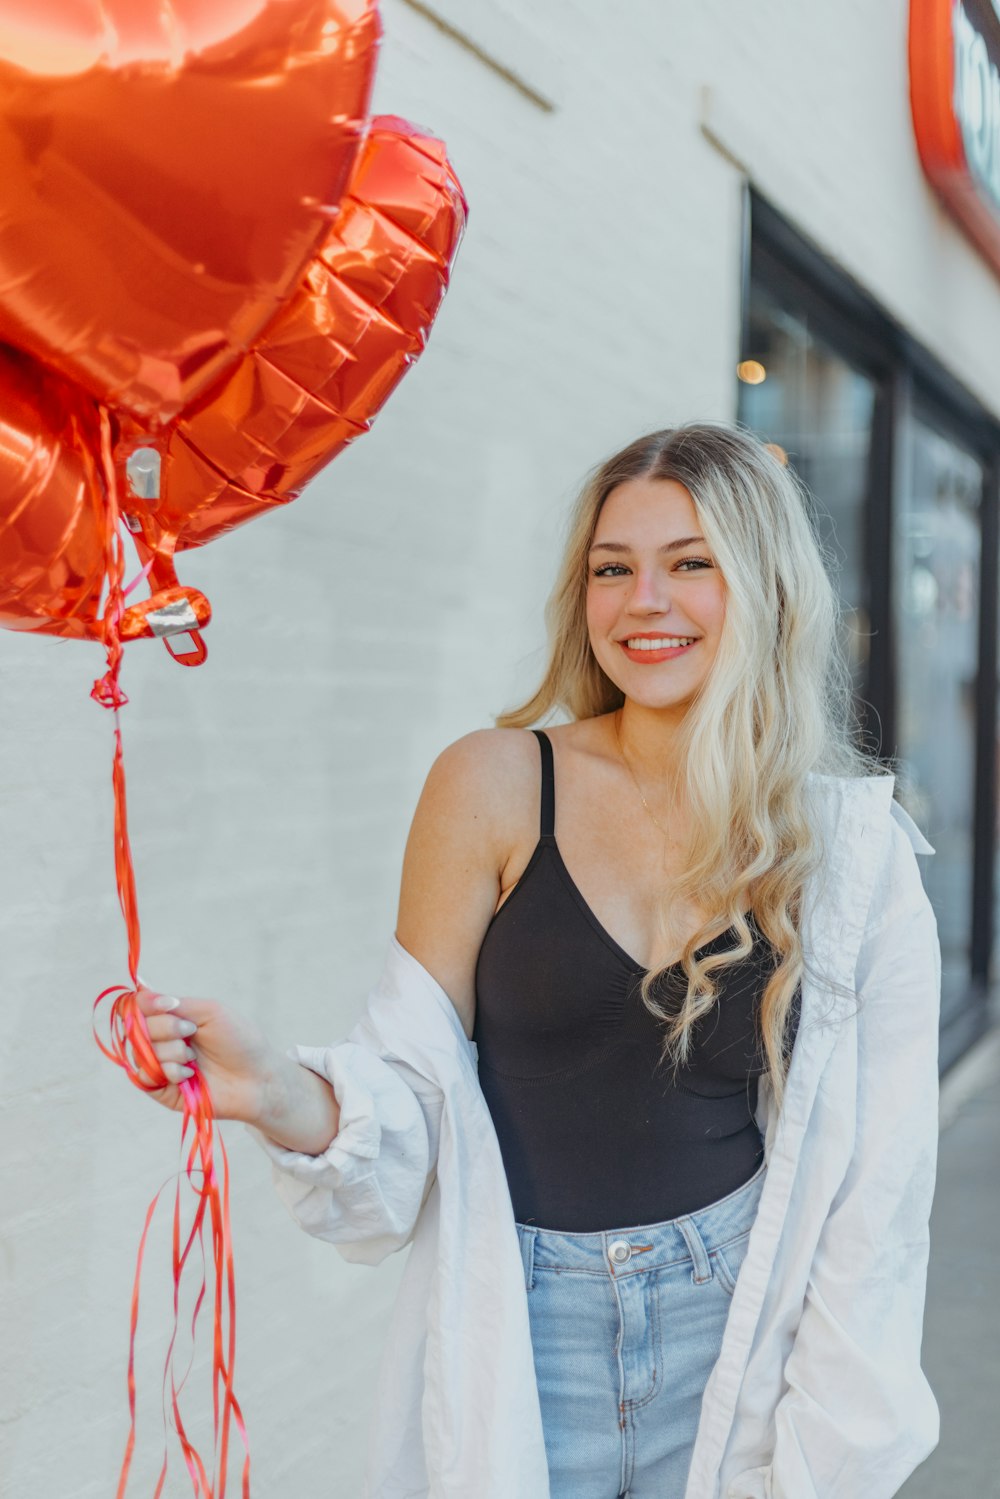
[495,421,890,1117]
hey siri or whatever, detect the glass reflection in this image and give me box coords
[738,286,876,702]
[893,420,982,1015]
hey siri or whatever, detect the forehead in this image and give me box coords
[593,476,699,540]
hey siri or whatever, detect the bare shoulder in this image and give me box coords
[430,723,539,795]
[417,726,538,851]
[394,726,540,1038]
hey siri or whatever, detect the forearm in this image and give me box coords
[248,1038,439,1263]
[255,1050,342,1154]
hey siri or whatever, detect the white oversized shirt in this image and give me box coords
[250,771,941,1499]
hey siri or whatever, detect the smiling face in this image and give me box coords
[585,475,727,714]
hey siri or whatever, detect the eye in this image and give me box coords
[590,557,714,578]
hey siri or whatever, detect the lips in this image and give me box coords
[618,637,699,664]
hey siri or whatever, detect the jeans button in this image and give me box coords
[608,1239,632,1265]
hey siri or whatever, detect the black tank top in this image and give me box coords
[472,729,800,1231]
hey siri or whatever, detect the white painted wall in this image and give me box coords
[2,1,997,1493]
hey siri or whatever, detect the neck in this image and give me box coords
[615,700,689,785]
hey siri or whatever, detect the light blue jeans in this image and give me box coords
[515,1159,767,1499]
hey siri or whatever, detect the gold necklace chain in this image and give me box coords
[613,708,673,839]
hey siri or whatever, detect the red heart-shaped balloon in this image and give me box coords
[0,0,381,427]
[0,343,106,639]
[0,343,212,650]
[115,117,467,571]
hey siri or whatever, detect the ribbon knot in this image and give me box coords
[91,670,129,710]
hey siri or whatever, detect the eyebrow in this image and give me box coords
[588,536,707,555]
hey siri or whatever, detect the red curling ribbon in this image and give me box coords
[87,407,250,1496]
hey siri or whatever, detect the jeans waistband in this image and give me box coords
[515,1159,767,1277]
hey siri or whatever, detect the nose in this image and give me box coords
[626,565,673,614]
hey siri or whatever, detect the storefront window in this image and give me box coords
[893,419,983,1015]
[737,286,876,702]
[743,194,1000,1066]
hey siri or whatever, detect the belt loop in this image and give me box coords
[517,1224,536,1292]
[677,1215,713,1284]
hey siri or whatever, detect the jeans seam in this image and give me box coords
[713,1244,743,1297]
[609,1260,628,1492]
[624,1278,662,1411]
[621,1401,635,1492]
[518,1225,536,1292]
[713,1225,755,1252]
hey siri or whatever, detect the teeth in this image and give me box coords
[624,637,696,650]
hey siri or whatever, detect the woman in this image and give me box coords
[135,422,941,1499]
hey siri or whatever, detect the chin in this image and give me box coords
[626,682,703,711]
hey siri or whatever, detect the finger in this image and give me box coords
[135,988,213,1030]
[154,1040,196,1066]
[135,985,183,1019]
[141,1013,199,1044]
[162,1062,194,1083]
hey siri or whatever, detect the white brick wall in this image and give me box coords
[2,2,997,1493]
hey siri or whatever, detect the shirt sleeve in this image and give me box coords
[245,1039,443,1266]
[745,815,942,1498]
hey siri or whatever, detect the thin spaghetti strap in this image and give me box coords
[530,729,555,839]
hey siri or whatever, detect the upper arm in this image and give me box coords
[394,728,530,1039]
[856,814,938,968]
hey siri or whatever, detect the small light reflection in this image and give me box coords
[909,565,939,617]
[737,360,767,384]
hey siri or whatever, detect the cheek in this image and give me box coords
[585,587,617,641]
[702,580,727,631]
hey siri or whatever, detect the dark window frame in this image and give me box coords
[741,186,1000,1070]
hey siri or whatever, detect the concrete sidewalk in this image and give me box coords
[898,1027,1000,1497]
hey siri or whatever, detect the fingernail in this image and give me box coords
[177,1020,198,1037]
[154,994,180,1012]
